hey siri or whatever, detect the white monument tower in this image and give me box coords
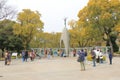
[60,18,70,56]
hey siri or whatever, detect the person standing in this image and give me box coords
[4,50,8,65]
[7,51,11,65]
[77,49,85,71]
[50,48,54,58]
[44,49,47,58]
[96,49,100,63]
[108,49,113,65]
[84,49,88,64]
[21,50,25,62]
[73,48,76,57]
[29,50,33,61]
[99,50,103,64]
[47,49,51,59]
[25,50,28,62]
[91,48,96,67]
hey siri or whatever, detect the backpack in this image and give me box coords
[77,52,84,62]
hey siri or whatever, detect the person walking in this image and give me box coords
[77,49,85,71]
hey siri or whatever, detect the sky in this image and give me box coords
[7,0,89,33]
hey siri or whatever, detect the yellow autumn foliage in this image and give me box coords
[13,9,44,49]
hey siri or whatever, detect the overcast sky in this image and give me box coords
[7,0,89,33]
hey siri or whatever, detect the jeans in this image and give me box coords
[109,58,112,64]
[22,56,25,62]
[93,58,96,67]
[100,59,103,63]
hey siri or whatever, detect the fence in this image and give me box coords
[31,46,111,57]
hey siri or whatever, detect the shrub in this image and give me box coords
[11,55,22,59]
[87,55,93,61]
[87,54,106,61]
[0,58,5,61]
[11,56,17,59]
[116,52,120,54]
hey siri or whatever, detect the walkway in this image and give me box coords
[0,57,120,80]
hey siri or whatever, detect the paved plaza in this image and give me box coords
[0,57,120,80]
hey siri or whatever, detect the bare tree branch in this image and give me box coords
[0,0,17,20]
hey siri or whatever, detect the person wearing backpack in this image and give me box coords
[77,49,85,71]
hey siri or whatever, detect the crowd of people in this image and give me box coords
[3,47,113,71]
[77,48,113,71]
[21,50,36,62]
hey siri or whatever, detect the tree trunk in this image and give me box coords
[78,41,81,47]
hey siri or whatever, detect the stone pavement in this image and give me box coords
[0,57,120,80]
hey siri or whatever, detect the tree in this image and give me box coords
[13,9,44,49]
[68,19,102,47]
[0,0,16,20]
[0,19,23,57]
[77,0,120,52]
[41,32,61,48]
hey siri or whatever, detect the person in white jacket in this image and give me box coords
[95,49,100,63]
[99,50,103,63]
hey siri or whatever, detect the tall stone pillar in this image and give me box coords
[60,27,70,56]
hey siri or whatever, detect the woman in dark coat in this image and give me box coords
[108,49,113,65]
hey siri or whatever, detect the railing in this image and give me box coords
[31,46,111,57]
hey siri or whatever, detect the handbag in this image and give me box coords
[91,55,95,59]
